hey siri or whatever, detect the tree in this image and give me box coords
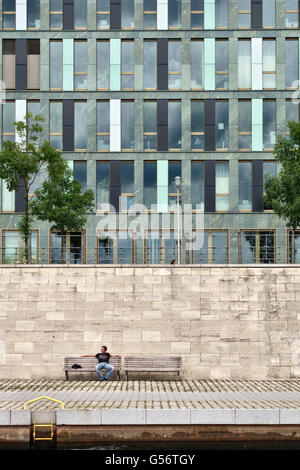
[264,121,300,263]
[30,165,94,232]
[0,113,65,263]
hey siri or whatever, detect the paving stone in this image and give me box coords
[0,410,10,425]
[235,409,279,425]
[191,409,235,424]
[10,410,31,425]
[102,409,146,425]
[280,409,300,424]
[56,410,101,425]
[146,409,191,424]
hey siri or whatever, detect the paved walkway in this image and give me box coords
[2,379,300,410]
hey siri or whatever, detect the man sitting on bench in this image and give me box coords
[82,346,121,381]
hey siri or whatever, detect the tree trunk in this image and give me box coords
[24,179,30,264]
[292,228,296,264]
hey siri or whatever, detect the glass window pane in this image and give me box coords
[3,14,16,29]
[212,232,227,263]
[168,0,181,27]
[144,162,157,208]
[96,162,109,208]
[168,161,181,195]
[97,41,110,89]
[27,101,40,147]
[74,41,87,89]
[191,162,204,210]
[69,232,83,264]
[263,100,276,149]
[241,231,275,264]
[145,0,157,10]
[145,231,161,264]
[216,40,229,89]
[191,101,204,150]
[216,0,228,28]
[96,1,110,28]
[289,232,300,263]
[144,13,156,28]
[50,41,63,89]
[263,161,277,193]
[3,0,16,11]
[98,236,113,264]
[239,162,252,210]
[238,100,251,149]
[74,102,87,149]
[3,102,15,134]
[191,41,203,88]
[216,41,229,72]
[144,41,157,89]
[164,232,178,264]
[216,101,229,149]
[238,14,251,28]
[97,101,110,150]
[121,0,134,28]
[263,0,275,27]
[74,0,87,28]
[191,12,204,28]
[168,41,181,89]
[122,41,134,73]
[216,162,229,211]
[286,100,299,133]
[50,0,62,9]
[3,232,19,264]
[286,40,298,87]
[122,41,134,89]
[50,14,62,29]
[263,40,276,89]
[97,0,110,9]
[168,102,181,149]
[144,101,157,150]
[27,0,40,28]
[74,161,87,193]
[121,162,134,194]
[50,101,62,150]
[117,234,132,263]
[121,101,134,149]
[238,40,251,88]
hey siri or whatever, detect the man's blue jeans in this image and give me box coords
[96,362,114,381]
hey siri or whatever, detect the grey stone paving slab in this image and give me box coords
[10,410,31,425]
[236,409,279,425]
[146,409,191,424]
[0,410,10,425]
[56,410,101,425]
[280,409,300,424]
[102,409,146,425]
[191,409,236,424]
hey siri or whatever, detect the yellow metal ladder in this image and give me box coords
[23,396,64,443]
[33,422,54,441]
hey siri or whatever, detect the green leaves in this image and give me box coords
[30,166,95,232]
[264,121,300,231]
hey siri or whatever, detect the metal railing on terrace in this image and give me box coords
[0,231,299,264]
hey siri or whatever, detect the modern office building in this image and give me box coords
[0,0,299,264]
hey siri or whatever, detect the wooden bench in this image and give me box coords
[64,356,121,381]
[124,356,182,380]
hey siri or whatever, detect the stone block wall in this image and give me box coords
[0,264,300,380]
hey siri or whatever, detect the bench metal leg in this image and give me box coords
[118,370,120,381]
[126,371,128,381]
[65,371,69,381]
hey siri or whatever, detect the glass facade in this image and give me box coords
[0,1,296,264]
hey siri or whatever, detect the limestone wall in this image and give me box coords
[0,265,299,380]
